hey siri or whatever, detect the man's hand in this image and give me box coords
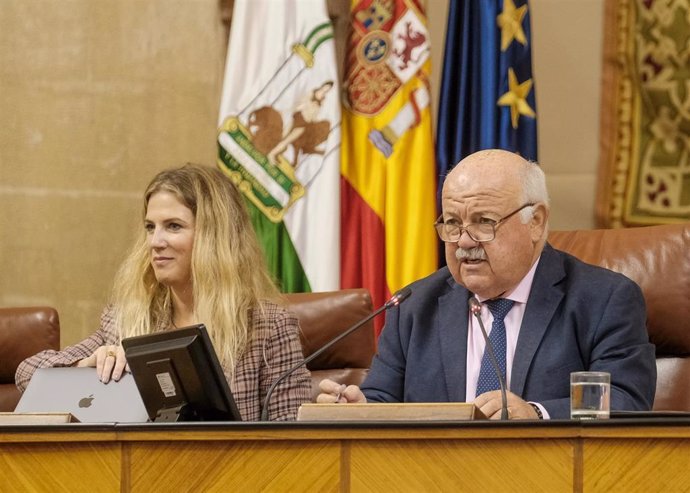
[473,390,539,419]
[316,378,367,404]
[76,345,128,383]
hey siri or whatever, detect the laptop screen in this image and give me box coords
[15,367,149,423]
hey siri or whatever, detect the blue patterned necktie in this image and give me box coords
[476,298,515,395]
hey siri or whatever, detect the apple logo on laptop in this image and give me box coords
[79,394,95,408]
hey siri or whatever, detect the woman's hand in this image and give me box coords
[76,345,128,383]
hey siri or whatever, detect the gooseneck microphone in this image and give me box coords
[468,297,509,420]
[260,287,413,421]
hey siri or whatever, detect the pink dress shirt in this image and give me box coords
[465,256,549,418]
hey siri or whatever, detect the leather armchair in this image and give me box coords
[549,222,690,411]
[0,307,60,411]
[284,289,375,401]
[0,294,373,409]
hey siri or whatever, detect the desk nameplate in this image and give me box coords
[0,412,79,425]
[297,402,485,421]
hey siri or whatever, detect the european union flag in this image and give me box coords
[436,0,538,187]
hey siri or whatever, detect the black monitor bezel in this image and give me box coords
[122,324,242,422]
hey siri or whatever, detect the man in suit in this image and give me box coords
[318,149,656,419]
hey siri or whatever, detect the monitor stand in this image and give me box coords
[154,404,193,422]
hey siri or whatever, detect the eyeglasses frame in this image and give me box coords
[434,203,536,243]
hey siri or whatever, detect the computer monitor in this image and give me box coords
[122,324,242,422]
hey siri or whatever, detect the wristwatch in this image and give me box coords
[529,402,544,419]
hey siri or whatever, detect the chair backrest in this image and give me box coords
[283,289,376,401]
[548,223,690,411]
[0,307,61,411]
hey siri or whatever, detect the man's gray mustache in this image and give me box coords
[455,247,487,261]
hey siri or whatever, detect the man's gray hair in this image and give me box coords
[519,160,550,223]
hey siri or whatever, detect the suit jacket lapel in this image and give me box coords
[438,281,471,402]
[511,244,565,395]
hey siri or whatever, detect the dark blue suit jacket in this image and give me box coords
[361,244,657,418]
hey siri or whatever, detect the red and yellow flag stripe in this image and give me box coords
[341,0,438,335]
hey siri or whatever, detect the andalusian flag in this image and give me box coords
[341,0,438,334]
[218,0,341,292]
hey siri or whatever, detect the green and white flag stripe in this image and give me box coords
[217,0,340,292]
[303,22,333,53]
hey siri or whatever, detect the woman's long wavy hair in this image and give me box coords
[111,164,279,373]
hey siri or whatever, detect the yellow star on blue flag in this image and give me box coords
[497,0,528,51]
[497,68,536,129]
[436,0,539,269]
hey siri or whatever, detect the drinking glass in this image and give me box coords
[570,371,610,419]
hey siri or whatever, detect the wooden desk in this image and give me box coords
[1,419,689,492]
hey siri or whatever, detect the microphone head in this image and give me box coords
[385,287,412,308]
[468,296,482,316]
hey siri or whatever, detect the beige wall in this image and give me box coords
[531,0,603,230]
[0,0,228,345]
[0,0,604,348]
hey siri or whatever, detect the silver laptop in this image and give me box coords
[15,367,149,423]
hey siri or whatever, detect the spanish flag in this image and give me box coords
[341,0,438,335]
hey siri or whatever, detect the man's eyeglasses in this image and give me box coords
[434,203,535,243]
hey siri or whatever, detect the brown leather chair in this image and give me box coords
[549,223,690,411]
[284,289,376,401]
[0,295,371,409]
[0,307,61,411]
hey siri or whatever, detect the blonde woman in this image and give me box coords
[16,164,311,421]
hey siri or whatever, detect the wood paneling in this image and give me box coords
[2,422,690,491]
[351,439,573,492]
[128,440,340,491]
[0,442,121,492]
[583,438,690,492]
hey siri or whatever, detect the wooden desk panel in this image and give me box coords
[1,421,690,491]
[0,442,121,492]
[350,438,574,492]
[583,438,690,492]
[129,440,340,492]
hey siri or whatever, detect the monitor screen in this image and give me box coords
[122,324,242,422]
